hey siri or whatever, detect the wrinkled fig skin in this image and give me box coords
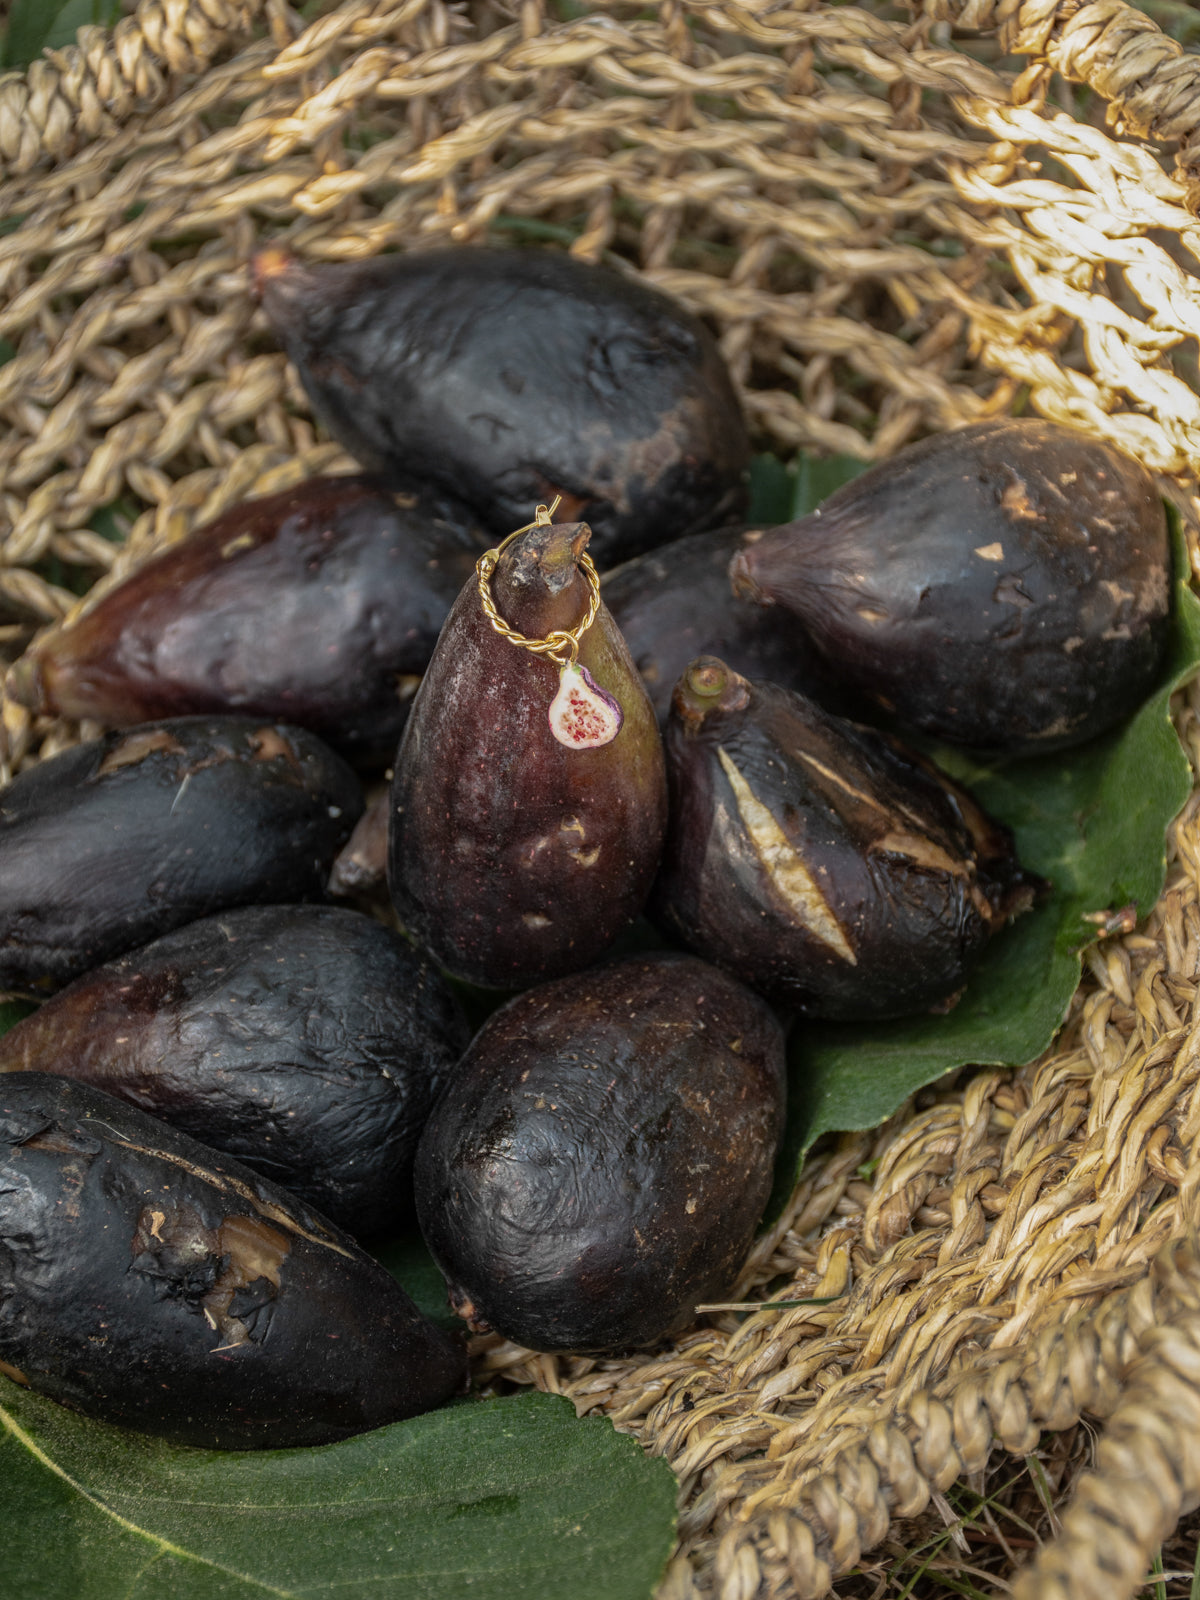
[602,524,835,725]
[654,660,1036,1020]
[415,953,785,1352]
[255,246,750,567]
[0,1075,467,1448]
[0,905,468,1236]
[5,476,486,768]
[731,419,1172,753]
[389,519,668,988]
[0,717,363,996]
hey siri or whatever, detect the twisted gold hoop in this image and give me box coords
[476,498,600,668]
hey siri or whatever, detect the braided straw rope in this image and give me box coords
[4,0,1200,1594]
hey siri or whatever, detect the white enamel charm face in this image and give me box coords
[548,662,623,749]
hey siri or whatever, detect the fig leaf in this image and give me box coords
[2,0,122,69]
[746,451,865,524]
[781,510,1200,1177]
[0,1380,677,1600]
[0,1002,32,1033]
[372,1228,464,1333]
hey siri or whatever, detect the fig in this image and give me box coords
[255,246,749,567]
[654,658,1036,1019]
[414,952,786,1352]
[0,904,468,1236]
[602,524,832,724]
[5,475,486,767]
[389,513,667,988]
[0,1074,466,1448]
[730,419,1172,753]
[0,716,362,995]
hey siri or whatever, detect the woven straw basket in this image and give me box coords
[5,0,1200,1595]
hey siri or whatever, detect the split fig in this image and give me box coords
[654,658,1037,1019]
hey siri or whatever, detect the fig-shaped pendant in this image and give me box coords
[549,661,623,749]
[390,499,666,989]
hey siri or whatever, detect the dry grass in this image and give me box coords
[828,1430,1200,1599]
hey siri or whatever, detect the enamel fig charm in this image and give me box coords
[548,662,623,749]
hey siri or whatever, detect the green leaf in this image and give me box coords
[746,453,795,523]
[0,1382,677,1600]
[790,452,866,518]
[746,451,866,525]
[2,0,123,68]
[371,1228,461,1333]
[0,1001,34,1033]
[90,494,142,544]
[785,512,1200,1160]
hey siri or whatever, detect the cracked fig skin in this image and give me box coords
[731,418,1172,753]
[414,953,786,1352]
[654,659,1038,1020]
[0,1075,466,1449]
[388,516,667,988]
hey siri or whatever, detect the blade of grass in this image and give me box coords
[1149,1547,1166,1600]
[1024,1452,1063,1539]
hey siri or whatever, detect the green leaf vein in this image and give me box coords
[0,1402,297,1598]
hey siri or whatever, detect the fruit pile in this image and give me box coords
[0,246,1173,1451]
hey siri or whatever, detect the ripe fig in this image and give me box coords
[389,514,667,988]
[5,476,486,767]
[0,1074,466,1448]
[0,716,362,995]
[654,658,1036,1019]
[255,246,749,567]
[414,952,786,1352]
[602,524,831,724]
[731,419,1172,753]
[0,904,468,1236]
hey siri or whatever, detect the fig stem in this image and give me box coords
[476,500,600,670]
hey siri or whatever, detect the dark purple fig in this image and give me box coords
[602,524,833,724]
[0,904,467,1236]
[5,476,486,767]
[414,952,785,1352]
[389,515,667,988]
[0,717,362,996]
[654,658,1037,1019]
[731,419,1172,753]
[254,246,749,567]
[0,1074,466,1448]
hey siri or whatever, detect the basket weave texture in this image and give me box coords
[4,1,1200,1596]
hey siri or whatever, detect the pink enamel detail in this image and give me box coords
[548,662,623,749]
